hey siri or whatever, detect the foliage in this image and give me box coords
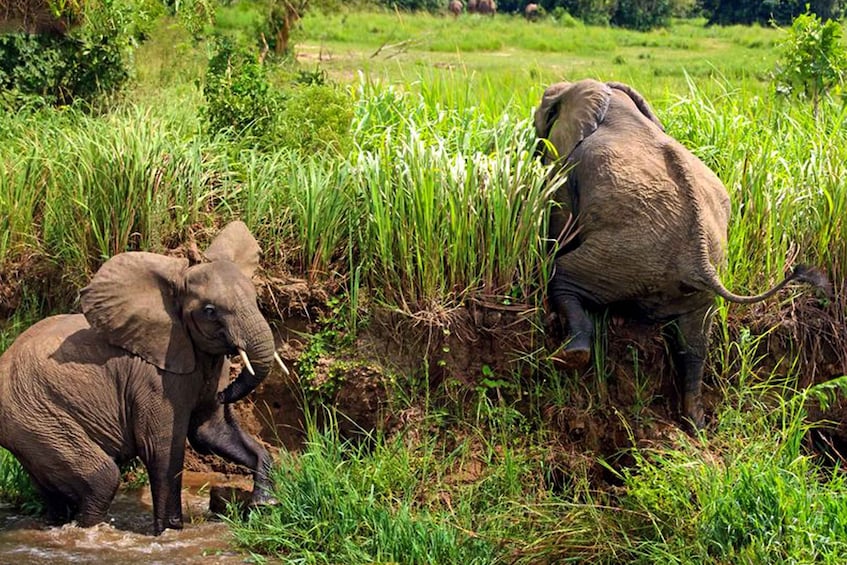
[0,0,157,107]
[700,0,844,26]
[225,425,500,563]
[774,9,847,116]
[378,0,442,12]
[2,14,847,562]
[275,80,353,154]
[540,0,616,24]
[612,0,671,30]
[201,36,281,141]
[201,37,352,153]
[0,449,40,513]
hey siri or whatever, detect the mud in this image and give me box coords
[230,268,847,483]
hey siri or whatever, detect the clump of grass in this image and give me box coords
[352,84,559,308]
[225,421,499,564]
[0,449,39,513]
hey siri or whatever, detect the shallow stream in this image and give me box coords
[0,472,255,564]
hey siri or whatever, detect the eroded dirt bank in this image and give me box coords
[195,266,847,486]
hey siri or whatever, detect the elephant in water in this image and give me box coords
[534,79,826,429]
[0,221,289,534]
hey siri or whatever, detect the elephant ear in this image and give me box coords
[534,79,612,162]
[80,252,195,374]
[204,221,261,279]
[607,81,664,131]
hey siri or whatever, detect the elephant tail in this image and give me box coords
[700,264,830,304]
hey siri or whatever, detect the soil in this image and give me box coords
[183,263,846,488]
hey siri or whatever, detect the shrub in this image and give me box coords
[275,81,353,155]
[612,0,671,30]
[201,38,352,154]
[775,9,847,116]
[201,37,280,140]
[700,0,843,26]
[541,0,616,25]
[0,0,157,107]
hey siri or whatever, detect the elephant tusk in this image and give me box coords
[238,348,256,376]
[274,351,290,375]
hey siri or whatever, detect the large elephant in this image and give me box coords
[534,79,824,429]
[0,221,289,534]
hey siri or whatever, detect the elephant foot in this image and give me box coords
[153,515,184,535]
[549,344,591,370]
[682,394,705,432]
[250,488,278,507]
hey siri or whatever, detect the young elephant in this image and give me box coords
[0,221,288,534]
[534,79,825,429]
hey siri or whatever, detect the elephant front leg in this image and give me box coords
[188,404,275,506]
[143,443,187,534]
[548,266,593,369]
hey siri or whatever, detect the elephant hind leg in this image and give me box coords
[16,431,120,528]
[73,458,121,527]
[548,263,594,369]
[666,305,714,430]
[188,404,274,504]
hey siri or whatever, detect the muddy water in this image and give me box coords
[0,472,257,564]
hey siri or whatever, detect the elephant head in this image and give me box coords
[534,79,664,164]
[80,221,282,404]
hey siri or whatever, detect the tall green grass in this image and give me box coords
[0,12,845,560]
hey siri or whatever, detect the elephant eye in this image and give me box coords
[202,304,217,319]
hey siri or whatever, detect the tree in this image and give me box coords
[775,9,847,117]
[700,0,843,26]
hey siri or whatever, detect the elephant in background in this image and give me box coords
[525,2,540,20]
[477,0,496,14]
[467,0,478,12]
[534,79,826,428]
[448,0,463,16]
[0,221,289,534]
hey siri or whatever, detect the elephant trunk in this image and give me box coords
[218,309,276,404]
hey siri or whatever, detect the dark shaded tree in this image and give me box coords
[700,0,843,26]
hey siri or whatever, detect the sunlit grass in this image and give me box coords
[0,9,845,561]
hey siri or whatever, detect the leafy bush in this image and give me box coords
[202,37,280,139]
[274,81,353,154]
[612,0,671,30]
[550,6,582,25]
[775,9,847,115]
[700,0,843,26]
[201,38,352,154]
[540,0,616,25]
[0,0,157,107]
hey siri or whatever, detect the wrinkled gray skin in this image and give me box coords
[449,0,463,16]
[535,79,822,429]
[0,222,277,534]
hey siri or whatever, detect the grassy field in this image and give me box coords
[1,7,847,563]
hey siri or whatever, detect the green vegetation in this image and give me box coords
[701,0,843,26]
[775,8,847,116]
[1,5,846,563]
